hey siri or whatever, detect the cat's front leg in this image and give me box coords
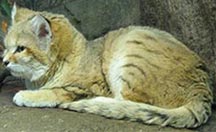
[13,89,72,107]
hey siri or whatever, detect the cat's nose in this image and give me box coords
[3,60,9,66]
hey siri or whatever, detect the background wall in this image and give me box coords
[0,0,215,99]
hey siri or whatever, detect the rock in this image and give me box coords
[46,0,140,40]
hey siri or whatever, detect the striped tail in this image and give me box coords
[59,96,212,128]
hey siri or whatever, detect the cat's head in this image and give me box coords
[2,5,53,81]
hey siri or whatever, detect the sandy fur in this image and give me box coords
[3,7,213,128]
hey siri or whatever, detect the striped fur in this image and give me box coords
[3,6,213,128]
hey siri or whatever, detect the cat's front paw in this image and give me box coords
[59,101,88,112]
[13,90,59,107]
[13,90,29,107]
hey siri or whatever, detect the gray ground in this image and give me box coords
[0,78,215,132]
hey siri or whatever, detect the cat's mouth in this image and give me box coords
[6,62,49,81]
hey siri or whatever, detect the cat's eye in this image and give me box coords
[14,46,26,53]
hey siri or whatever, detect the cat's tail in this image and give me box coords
[59,96,212,128]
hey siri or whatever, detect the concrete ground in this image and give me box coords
[0,78,215,132]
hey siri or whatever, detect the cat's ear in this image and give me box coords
[11,3,17,25]
[30,15,52,51]
[11,4,34,25]
[30,15,52,38]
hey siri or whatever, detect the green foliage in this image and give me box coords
[0,0,12,18]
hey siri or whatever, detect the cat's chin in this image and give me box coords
[7,63,49,81]
[10,71,26,79]
[10,71,42,82]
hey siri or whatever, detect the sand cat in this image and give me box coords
[2,5,213,128]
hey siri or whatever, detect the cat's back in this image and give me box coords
[103,26,202,70]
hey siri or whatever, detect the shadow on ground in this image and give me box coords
[0,78,215,132]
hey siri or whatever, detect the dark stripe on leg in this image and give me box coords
[127,40,143,45]
[122,63,146,78]
[119,76,132,89]
[126,54,160,69]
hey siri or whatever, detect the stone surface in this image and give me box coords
[45,0,141,40]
